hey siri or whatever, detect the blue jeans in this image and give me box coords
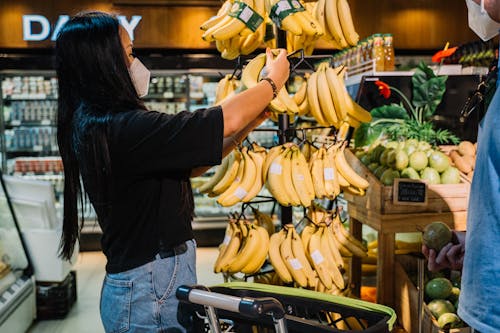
[100,239,197,333]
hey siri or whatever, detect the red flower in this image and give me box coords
[375,80,391,99]
[432,46,458,63]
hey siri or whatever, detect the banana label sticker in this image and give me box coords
[269,162,283,175]
[222,235,231,245]
[310,249,325,265]
[324,168,335,180]
[234,187,248,200]
[288,258,303,270]
[270,0,305,28]
[229,1,264,32]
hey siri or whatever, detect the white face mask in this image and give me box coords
[466,0,500,41]
[129,58,150,98]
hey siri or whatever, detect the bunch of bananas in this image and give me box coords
[241,52,299,117]
[309,142,370,198]
[201,0,265,60]
[264,143,316,207]
[197,143,267,206]
[214,219,270,274]
[315,0,359,49]
[307,61,372,129]
[268,224,316,288]
[214,74,240,105]
[250,206,276,236]
[280,1,324,55]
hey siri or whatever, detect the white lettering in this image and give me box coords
[22,15,142,42]
[118,15,142,41]
[23,15,50,41]
[51,15,70,41]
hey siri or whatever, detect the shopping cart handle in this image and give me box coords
[176,285,286,320]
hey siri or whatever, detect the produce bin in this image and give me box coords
[178,282,396,332]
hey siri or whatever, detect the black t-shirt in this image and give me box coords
[83,106,223,273]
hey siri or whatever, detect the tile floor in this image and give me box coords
[27,247,222,333]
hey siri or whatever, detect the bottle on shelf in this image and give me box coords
[372,33,385,72]
[383,33,395,71]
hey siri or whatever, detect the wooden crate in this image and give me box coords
[394,255,470,333]
[343,149,470,214]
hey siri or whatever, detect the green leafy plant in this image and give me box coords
[354,62,460,147]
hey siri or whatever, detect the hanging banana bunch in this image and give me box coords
[214,74,240,105]
[201,0,266,59]
[314,0,359,50]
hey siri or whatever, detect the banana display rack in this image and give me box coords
[177,282,396,333]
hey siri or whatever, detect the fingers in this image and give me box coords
[435,243,453,266]
[447,244,464,270]
[422,244,430,259]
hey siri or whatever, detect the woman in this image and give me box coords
[55,11,289,332]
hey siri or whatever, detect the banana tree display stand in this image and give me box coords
[342,149,469,308]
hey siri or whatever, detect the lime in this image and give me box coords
[428,151,450,173]
[360,154,372,165]
[370,145,385,163]
[400,167,420,179]
[409,151,428,171]
[437,312,462,329]
[441,167,461,184]
[422,221,452,252]
[427,299,456,319]
[421,167,441,184]
[386,149,397,168]
[379,148,394,166]
[373,165,388,179]
[425,278,454,301]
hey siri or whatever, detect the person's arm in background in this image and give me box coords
[422,231,466,272]
[472,0,500,22]
[191,48,290,177]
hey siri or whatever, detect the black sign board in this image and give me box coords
[393,179,428,206]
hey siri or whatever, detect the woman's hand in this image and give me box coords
[263,48,290,91]
[422,231,465,272]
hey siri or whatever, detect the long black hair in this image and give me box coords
[55,11,145,260]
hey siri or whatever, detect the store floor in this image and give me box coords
[27,248,222,333]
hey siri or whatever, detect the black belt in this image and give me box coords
[157,241,188,259]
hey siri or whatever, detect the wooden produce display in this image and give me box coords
[341,148,470,308]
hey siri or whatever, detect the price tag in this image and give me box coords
[163,91,174,99]
[33,145,43,152]
[310,249,324,265]
[269,163,282,175]
[393,179,428,206]
[41,119,51,125]
[229,1,264,32]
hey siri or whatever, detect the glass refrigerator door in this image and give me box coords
[0,172,34,326]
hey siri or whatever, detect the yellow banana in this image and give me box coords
[213,222,234,273]
[315,0,333,41]
[198,154,230,194]
[240,30,262,55]
[290,227,316,288]
[215,221,242,272]
[226,224,263,273]
[293,76,308,105]
[241,225,270,274]
[266,146,292,206]
[349,99,373,123]
[332,215,367,258]
[306,71,328,126]
[200,0,232,31]
[280,226,309,288]
[300,222,317,259]
[325,65,348,122]
[325,223,345,269]
[323,145,341,199]
[334,144,369,190]
[218,147,257,206]
[276,10,303,36]
[211,150,241,195]
[281,148,301,206]
[325,0,349,48]
[251,206,275,236]
[295,6,323,37]
[202,15,233,42]
[268,229,294,284]
[308,227,333,289]
[242,149,265,202]
[320,224,345,289]
[241,53,266,89]
[263,144,284,183]
[290,146,315,207]
[337,0,359,46]
[310,147,328,199]
[276,88,300,115]
[221,35,241,60]
[316,63,339,127]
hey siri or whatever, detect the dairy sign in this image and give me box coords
[22,15,142,41]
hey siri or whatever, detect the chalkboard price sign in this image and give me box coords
[393,179,428,206]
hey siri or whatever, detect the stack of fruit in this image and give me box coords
[214,74,240,105]
[357,139,463,186]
